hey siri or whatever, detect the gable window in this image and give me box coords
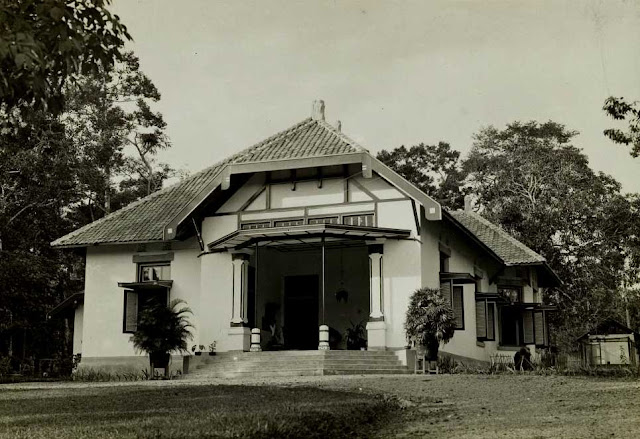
[439,280,464,330]
[308,216,339,225]
[343,214,374,227]
[241,221,271,230]
[273,219,304,227]
[439,252,450,273]
[139,263,171,282]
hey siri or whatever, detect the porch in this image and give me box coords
[206,223,412,352]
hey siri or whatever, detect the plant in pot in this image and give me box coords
[345,320,367,350]
[191,344,205,356]
[404,287,456,361]
[208,341,217,356]
[130,299,193,379]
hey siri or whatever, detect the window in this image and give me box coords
[342,214,374,227]
[452,286,464,330]
[498,286,522,303]
[439,252,450,273]
[440,280,464,330]
[138,263,171,282]
[123,289,169,333]
[241,221,271,230]
[475,299,495,341]
[273,219,304,227]
[308,216,339,225]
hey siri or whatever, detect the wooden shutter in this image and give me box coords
[440,280,452,305]
[452,286,464,329]
[487,303,495,340]
[476,300,487,339]
[534,311,546,346]
[523,310,534,344]
[124,291,139,333]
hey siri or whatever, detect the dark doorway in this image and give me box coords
[284,275,319,350]
[500,307,521,346]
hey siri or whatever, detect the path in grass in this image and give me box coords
[0,384,400,439]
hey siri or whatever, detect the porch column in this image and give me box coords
[367,242,386,350]
[228,252,250,351]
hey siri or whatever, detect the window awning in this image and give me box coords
[440,272,479,284]
[47,292,84,319]
[207,223,412,253]
[118,280,173,290]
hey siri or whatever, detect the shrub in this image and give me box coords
[130,299,193,378]
[404,287,456,359]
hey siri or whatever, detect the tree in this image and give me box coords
[463,121,640,343]
[130,299,193,378]
[63,52,173,222]
[377,142,466,209]
[0,0,131,119]
[603,97,640,157]
[0,111,84,362]
[404,287,456,360]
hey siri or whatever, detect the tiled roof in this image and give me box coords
[447,210,546,265]
[52,118,368,247]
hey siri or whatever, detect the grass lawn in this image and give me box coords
[0,384,399,439]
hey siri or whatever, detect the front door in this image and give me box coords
[500,307,521,346]
[284,275,319,350]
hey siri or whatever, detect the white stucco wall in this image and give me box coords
[82,240,201,359]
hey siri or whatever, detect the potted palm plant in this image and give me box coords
[130,298,193,378]
[404,287,456,361]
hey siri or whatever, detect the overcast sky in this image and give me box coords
[112,0,640,193]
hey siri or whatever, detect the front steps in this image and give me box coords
[185,350,410,379]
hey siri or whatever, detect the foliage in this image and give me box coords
[0,0,130,120]
[462,121,640,344]
[603,96,640,157]
[377,142,466,209]
[404,287,456,356]
[63,51,174,222]
[129,299,193,360]
[345,320,367,350]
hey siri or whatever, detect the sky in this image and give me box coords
[112,0,640,193]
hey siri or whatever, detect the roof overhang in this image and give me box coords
[206,223,412,253]
[439,272,479,284]
[118,280,173,290]
[47,292,84,319]
[163,152,442,241]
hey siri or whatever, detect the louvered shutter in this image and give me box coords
[487,303,495,340]
[534,311,546,346]
[440,281,452,305]
[476,300,487,339]
[523,310,534,344]
[124,291,139,332]
[452,286,464,329]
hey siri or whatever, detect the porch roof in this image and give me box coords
[206,223,412,253]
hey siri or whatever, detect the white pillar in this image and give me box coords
[367,242,386,350]
[231,253,249,325]
[368,248,384,320]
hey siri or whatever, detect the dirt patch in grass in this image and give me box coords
[0,384,400,439]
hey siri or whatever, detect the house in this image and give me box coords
[52,101,560,373]
[577,319,639,366]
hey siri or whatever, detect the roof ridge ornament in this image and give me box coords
[312,99,325,121]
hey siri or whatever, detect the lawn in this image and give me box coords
[0,384,399,439]
[1,375,638,438]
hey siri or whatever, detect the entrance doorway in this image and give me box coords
[500,307,521,346]
[284,275,319,350]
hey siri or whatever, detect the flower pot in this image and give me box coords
[195,351,202,356]
[208,352,216,356]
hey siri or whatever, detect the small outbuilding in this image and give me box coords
[577,319,639,366]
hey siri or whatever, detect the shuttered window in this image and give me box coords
[123,291,138,333]
[475,300,496,341]
[523,310,535,344]
[440,281,452,306]
[476,300,487,339]
[452,286,464,330]
[534,311,546,346]
[486,303,495,340]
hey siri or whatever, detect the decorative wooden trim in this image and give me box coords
[349,178,379,201]
[411,200,420,236]
[239,185,267,212]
